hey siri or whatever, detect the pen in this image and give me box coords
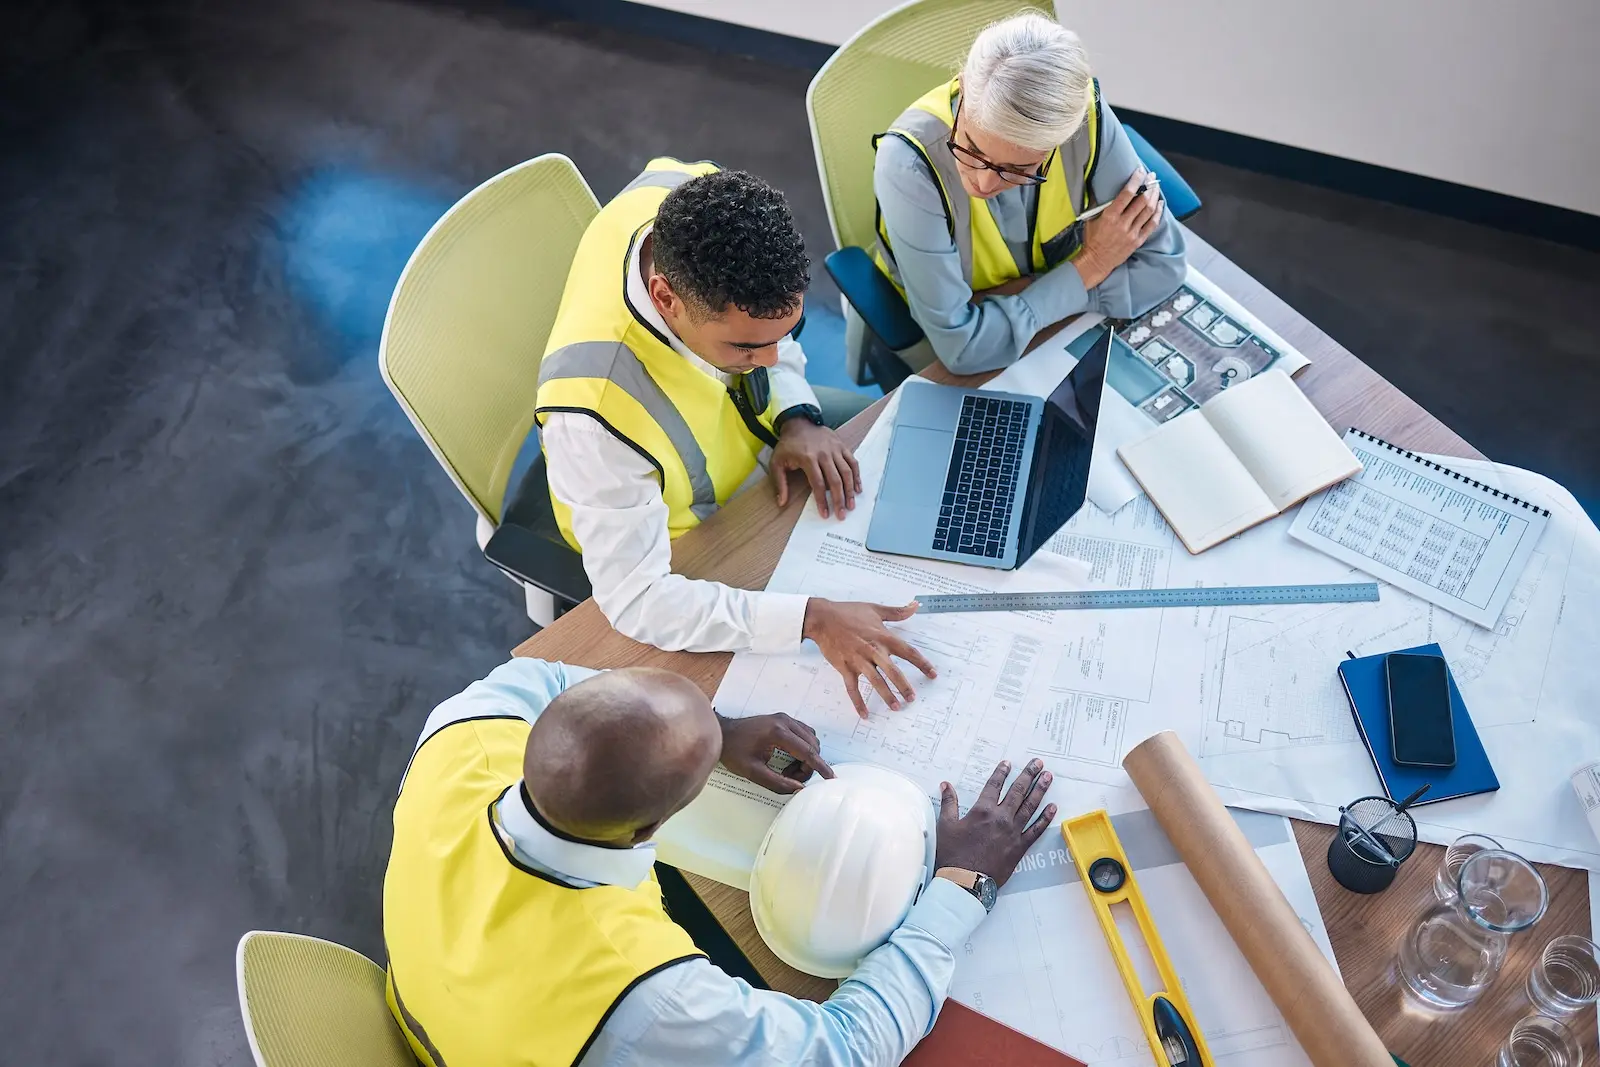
[1078,176,1162,222]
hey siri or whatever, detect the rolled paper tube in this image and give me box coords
[1122,731,1392,1067]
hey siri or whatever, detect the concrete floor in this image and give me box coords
[0,1,1595,1063]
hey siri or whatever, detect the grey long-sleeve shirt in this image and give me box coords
[874,100,1187,375]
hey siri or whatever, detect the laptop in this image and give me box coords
[866,326,1113,570]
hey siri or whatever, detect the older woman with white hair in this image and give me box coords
[872,12,1186,374]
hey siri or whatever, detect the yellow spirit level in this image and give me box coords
[1061,810,1215,1067]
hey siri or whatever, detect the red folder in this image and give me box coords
[906,1001,1089,1066]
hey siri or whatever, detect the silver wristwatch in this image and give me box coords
[935,866,999,912]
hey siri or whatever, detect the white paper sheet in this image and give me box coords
[1184,457,1600,869]
[1288,430,1549,628]
[952,794,1335,1067]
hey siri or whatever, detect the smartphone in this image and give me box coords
[1386,653,1457,768]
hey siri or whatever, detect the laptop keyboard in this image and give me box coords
[933,395,1029,559]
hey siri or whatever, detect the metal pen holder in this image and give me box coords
[1327,795,1418,894]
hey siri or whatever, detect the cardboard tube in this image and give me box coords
[1122,731,1390,1067]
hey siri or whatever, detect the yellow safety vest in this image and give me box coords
[383,717,702,1067]
[874,78,1103,294]
[536,157,781,548]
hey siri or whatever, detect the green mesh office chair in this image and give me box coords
[236,931,416,1067]
[379,153,597,624]
[806,0,1202,390]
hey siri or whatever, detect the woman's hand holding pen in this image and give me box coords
[1074,168,1164,290]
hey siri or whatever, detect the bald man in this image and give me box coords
[382,658,1055,1067]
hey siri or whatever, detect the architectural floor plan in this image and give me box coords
[652,287,1600,1067]
[659,364,1599,886]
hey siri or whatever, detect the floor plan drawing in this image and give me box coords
[658,361,1600,906]
[1106,267,1311,422]
[1202,612,1362,755]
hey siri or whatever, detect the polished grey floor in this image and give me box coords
[1,1,1596,1063]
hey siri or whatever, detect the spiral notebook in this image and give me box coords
[1289,429,1549,628]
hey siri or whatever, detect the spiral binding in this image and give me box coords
[1346,428,1550,517]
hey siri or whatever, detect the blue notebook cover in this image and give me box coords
[1336,643,1499,805]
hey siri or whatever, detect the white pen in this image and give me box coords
[1078,175,1162,222]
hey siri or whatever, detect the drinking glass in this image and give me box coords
[1398,848,1548,1009]
[1527,936,1600,1017]
[1434,832,1502,902]
[1497,1014,1582,1067]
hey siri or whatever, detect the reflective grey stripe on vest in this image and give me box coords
[540,341,719,521]
[620,168,697,195]
[388,966,449,1067]
[877,108,972,286]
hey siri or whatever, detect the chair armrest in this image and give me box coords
[824,246,925,353]
[486,452,592,604]
[1122,124,1203,222]
[483,525,592,604]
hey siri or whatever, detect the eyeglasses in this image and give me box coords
[947,108,1051,187]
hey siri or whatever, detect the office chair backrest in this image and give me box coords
[379,154,601,525]
[806,0,1055,256]
[236,931,417,1067]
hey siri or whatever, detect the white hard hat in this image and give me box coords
[748,763,937,978]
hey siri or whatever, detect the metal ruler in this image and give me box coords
[914,582,1379,614]
[1063,811,1216,1067]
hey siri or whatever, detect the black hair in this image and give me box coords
[652,169,809,320]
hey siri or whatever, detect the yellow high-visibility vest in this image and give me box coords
[536,157,781,548]
[383,717,702,1067]
[874,78,1103,295]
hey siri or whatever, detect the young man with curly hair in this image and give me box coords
[536,161,937,714]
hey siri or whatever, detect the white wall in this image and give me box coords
[624,0,1600,216]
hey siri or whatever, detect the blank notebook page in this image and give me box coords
[1202,370,1362,511]
[1118,413,1277,552]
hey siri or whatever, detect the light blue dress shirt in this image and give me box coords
[875,99,1188,375]
[406,657,989,1067]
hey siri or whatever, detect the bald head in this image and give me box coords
[524,668,722,845]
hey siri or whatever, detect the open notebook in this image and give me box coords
[1117,369,1362,553]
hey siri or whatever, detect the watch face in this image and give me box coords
[974,873,999,911]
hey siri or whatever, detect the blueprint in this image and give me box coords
[956,801,1336,1067]
[657,324,1600,884]
[1176,456,1599,869]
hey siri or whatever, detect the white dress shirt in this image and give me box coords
[541,224,819,654]
[407,657,988,1067]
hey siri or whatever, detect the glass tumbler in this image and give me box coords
[1398,848,1548,1010]
[1527,936,1600,1018]
[1497,1014,1582,1067]
[1434,832,1502,902]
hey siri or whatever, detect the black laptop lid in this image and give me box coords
[1015,327,1113,565]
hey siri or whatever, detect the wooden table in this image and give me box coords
[513,231,1593,1066]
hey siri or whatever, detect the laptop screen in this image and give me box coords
[1044,325,1110,441]
[1014,326,1114,565]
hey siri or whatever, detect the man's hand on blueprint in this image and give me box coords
[801,599,937,716]
[936,759,1057,887]
[716,712,835,794]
